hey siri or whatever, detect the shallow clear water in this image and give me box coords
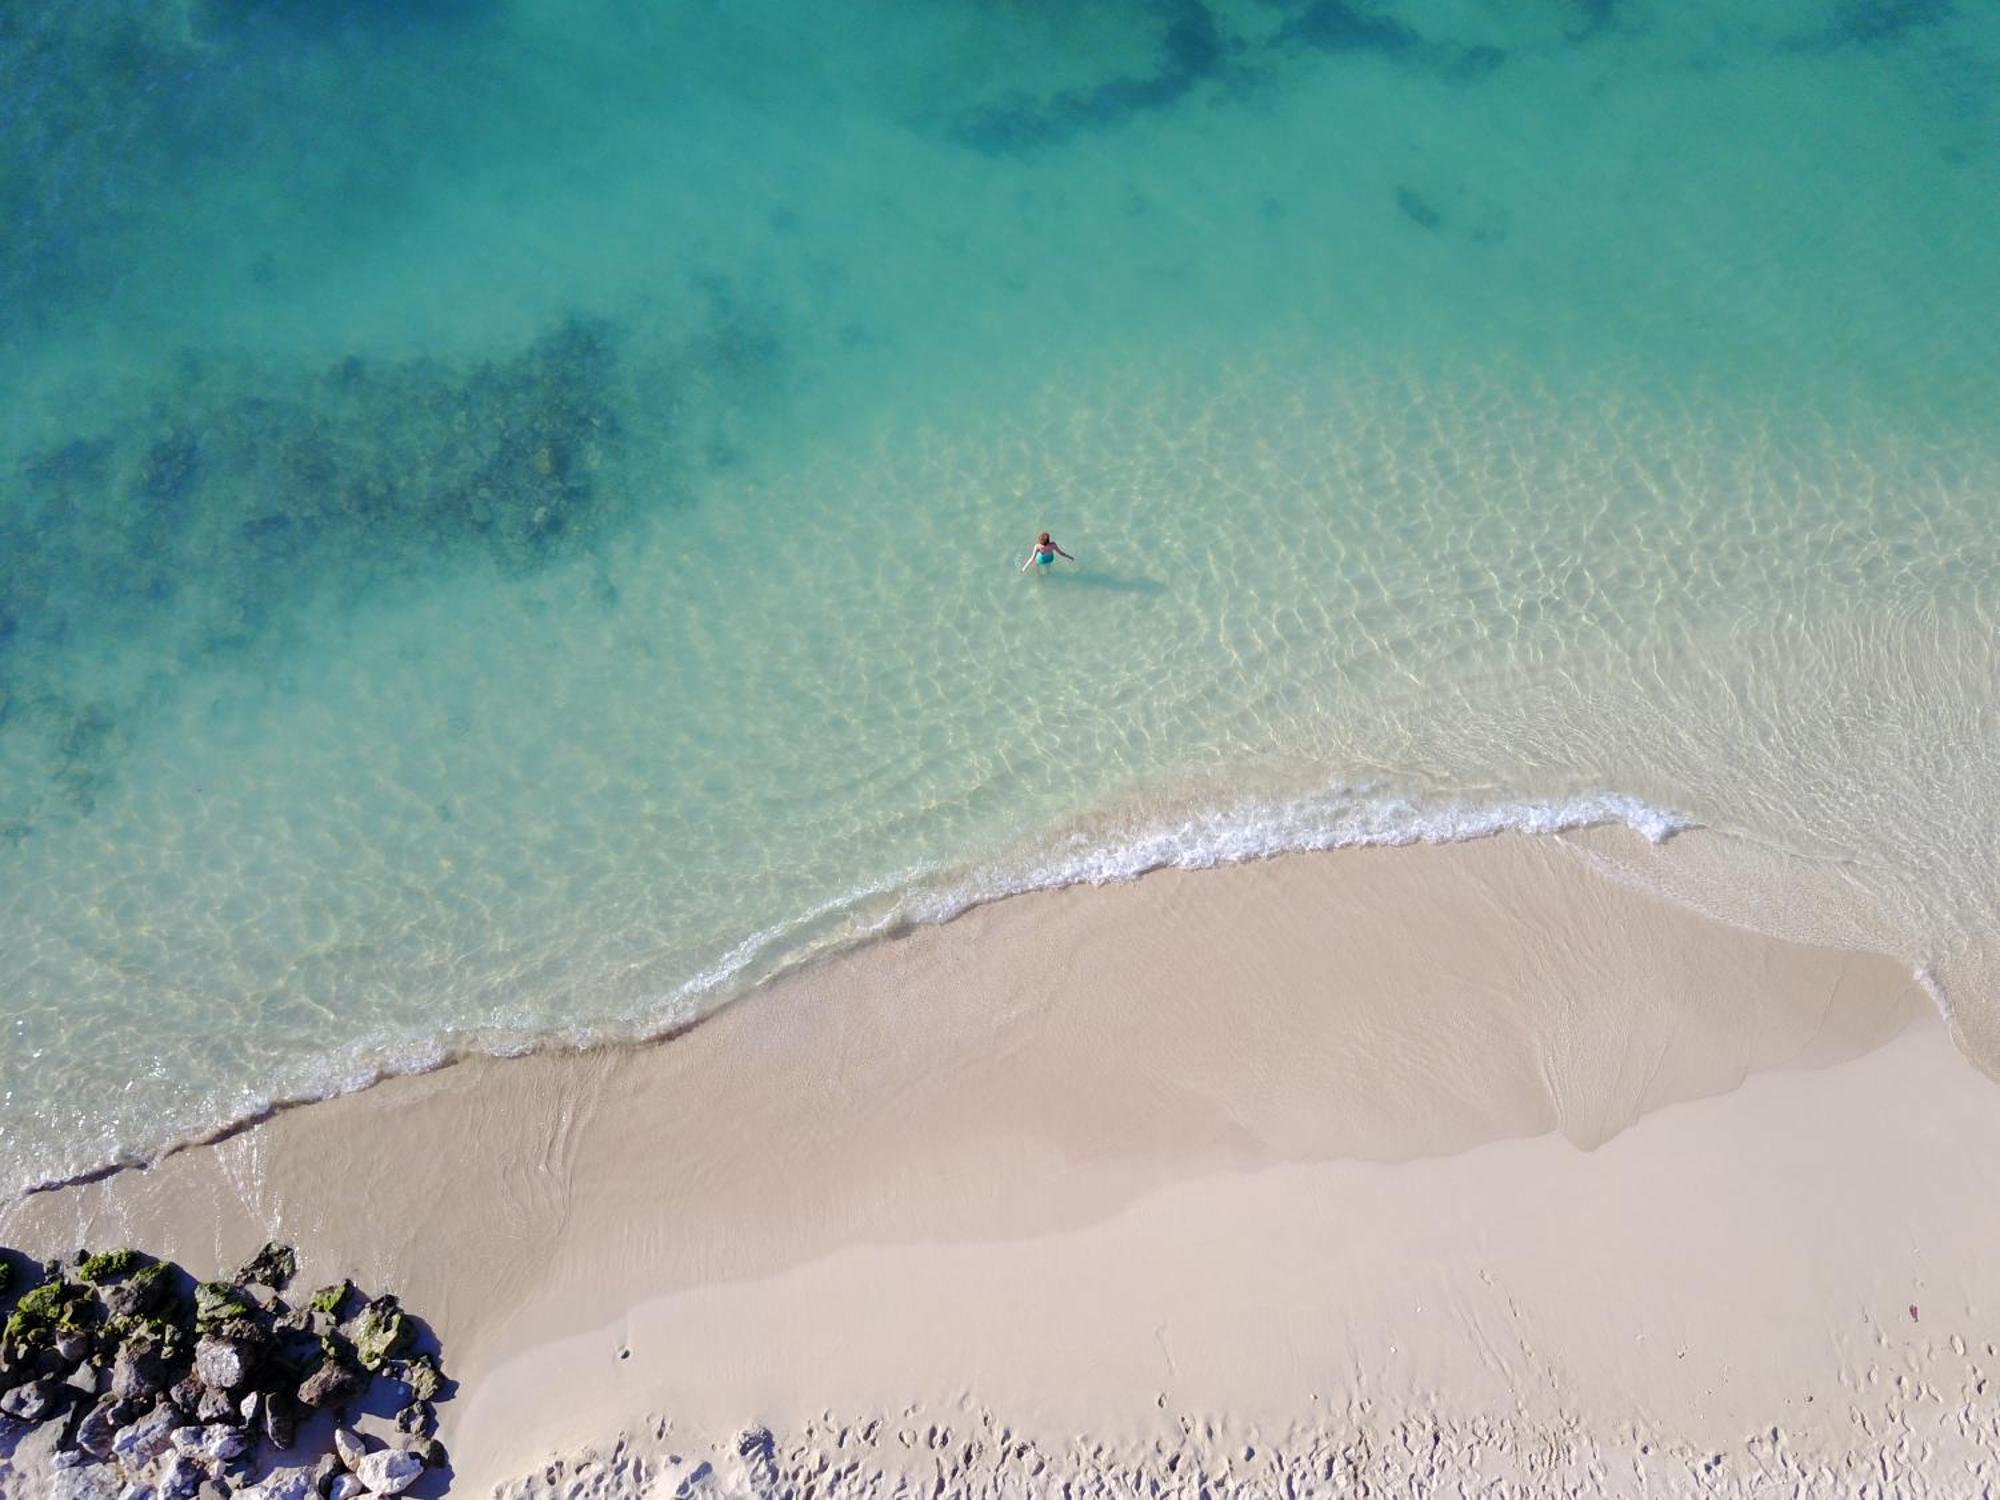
[3,0,1998,1189]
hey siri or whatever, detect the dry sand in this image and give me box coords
[5,828,1998,1497]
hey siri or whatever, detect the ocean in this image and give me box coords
[3,0,1997,1191]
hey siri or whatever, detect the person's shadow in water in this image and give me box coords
[1050,569,1166,597]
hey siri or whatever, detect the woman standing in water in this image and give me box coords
[1022,531,1074,574]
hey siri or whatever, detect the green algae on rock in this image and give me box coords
[193,1279,253,1330]
[348,1293,413,1372]
[75,1248,141,1284]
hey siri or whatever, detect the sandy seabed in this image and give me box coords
[6,829,1999,1497]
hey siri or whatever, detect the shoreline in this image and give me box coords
[6,828,1996,1495]
[3,791,1704,1203]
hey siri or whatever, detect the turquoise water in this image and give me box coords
[4,0,1998,1190]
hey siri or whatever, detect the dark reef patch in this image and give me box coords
[1389,182,1511,244]
[948,0,1233,154]
[1564,0,1619,43]
[1447,44,1508,82]
[1270,1,1509,81]
[1396,186,1443,231]
[0,317,641,832]
[204,0,496,38]
[0,10,224,331]
[943,0,1515,154]
[1,0,489,333]
[6,315,626,648]
[1827,0,1953,46]
[1275,0,1420,55]
[1787,0,1955,50]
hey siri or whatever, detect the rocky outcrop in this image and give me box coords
[0,1242,450,1496]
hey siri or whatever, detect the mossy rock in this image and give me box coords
[233,1241,297,1291]
[347,1295,411,1373]
[0,1260,12,1297]
[308,1280,353,1319]
[105,1312,182,1353]
[5,1277,98,1336]
[193,1280,252,1330]
[99,1260,170,1320]
[401,1352,444,1402]
[75,1249,141,1285]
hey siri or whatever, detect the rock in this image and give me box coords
[76,1392,137,1458]
[307,1453,343,1492]
[333,1425,368,1470]
[233,1243,297,1291]
[393,1398,435,1437]
[238,1469,316,1500]
[327,1478,368,1500]
[405,1436,447,1469]
[239,1390,260,1424]
[297,1354,364,1409]
[110,1401,180,1465]
[399,1354,444,1402]
[194,1381,236,1422]
[192,1282,251,1331]
[194,1334,251,1391]
[100,1263,171,1320]
[273,1321,323,1372]
[307,1281,354,1320]
[166,1373,204,1414]
[6,1278,97,1350]
[112,1331,176,1400]
[158,1453,206,1500]
[75,1250,141,1285]
[54,1328,93,1365]
[4,1277,98,1345]
[217,1315,274,1354]
[49,1466,122,1500]
[171,1421,251,1462]
[0,1374,70,1421]
[345,1296,410,1373]
[354,1448,424,1495]
[262,1387,299,1450]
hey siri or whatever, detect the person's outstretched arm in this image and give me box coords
[1056,544,1075,561]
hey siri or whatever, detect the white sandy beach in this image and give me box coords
[6,828,1999,1496]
